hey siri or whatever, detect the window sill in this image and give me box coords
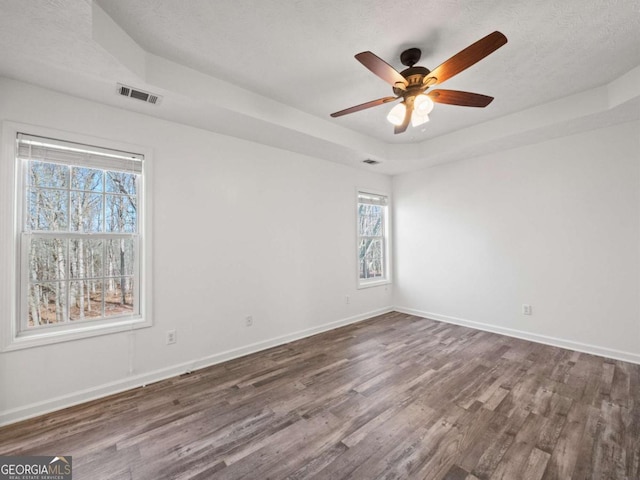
[357,279,391,290]
[2,316,152,351]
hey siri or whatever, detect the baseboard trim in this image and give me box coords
[0,306,393,427]
[394,306,640,365]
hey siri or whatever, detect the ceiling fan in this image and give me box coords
[330,31,508,134]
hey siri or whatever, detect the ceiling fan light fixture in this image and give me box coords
[330,31,507,134]
[414,94,434,115]
[411,111,430,127]
[386,102,406,126]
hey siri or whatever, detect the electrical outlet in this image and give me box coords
[345,295,350,304]
[166,329,177,345]
[522,304,532,315]
[245,315,253,327]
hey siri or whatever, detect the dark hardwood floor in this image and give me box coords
[1,312,639,479]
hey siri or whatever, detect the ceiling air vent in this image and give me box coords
[117,83,162,105]
[363,159,380,165]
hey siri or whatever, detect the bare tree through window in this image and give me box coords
[18,134,142,330]
[357,192,388,284]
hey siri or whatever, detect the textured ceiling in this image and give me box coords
[0,0,638,174]
[95,0,640,142]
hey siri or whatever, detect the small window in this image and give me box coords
[8,131,151,348]
[357,191,389,287]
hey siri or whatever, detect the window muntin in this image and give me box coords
[18,133,143,332]
[357,191,389,286]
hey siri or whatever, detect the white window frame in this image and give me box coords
[1,122,153,351]
[356,189,391,289]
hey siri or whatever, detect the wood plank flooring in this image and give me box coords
[1,312,639,479]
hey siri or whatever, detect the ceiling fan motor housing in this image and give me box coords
[393,66,431,96]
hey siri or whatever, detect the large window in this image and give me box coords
[357,191,389,287]
[4,130,151,348]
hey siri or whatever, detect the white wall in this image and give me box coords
[394,120,640,362]
[2,76,637,426]
[0,78,392,424]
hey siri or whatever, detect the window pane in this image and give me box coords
[19,134,144,335]
[70,192,103,232]
[72,167,103,192]
[70,239,103,279]
[105,278,134,317]
[106,238,134,277]
[106,171,136,195]
[28,282,67,326]
[105,195,137,233]
[359,238,384,280]
[29,161,69,188]
[69,280,103,320]
[358,204,383,236]
[28,189,69,230]
[29,237,67,282]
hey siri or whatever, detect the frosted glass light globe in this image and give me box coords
[411,112,430,127]
[386,103,406,126]
[414,94,434,115]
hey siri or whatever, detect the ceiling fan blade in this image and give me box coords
[330,96,399,118]
[355,51,408,88]
[428,89,494,107]
[424,31,507,86]
[394,103,412,134]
